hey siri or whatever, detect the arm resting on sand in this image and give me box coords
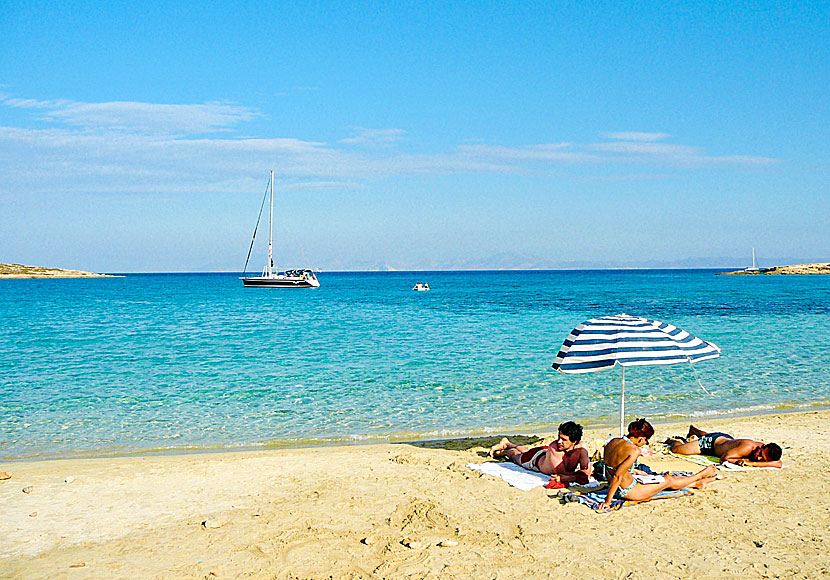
[733,458,783,468]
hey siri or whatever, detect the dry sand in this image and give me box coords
[2,410,829,579]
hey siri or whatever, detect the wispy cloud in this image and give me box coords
[590,140,776,166]
[457,143,595,163]
[0,95,779,195]
[2,97,258,135]
[602,131,671,142]
[339,127,406,147]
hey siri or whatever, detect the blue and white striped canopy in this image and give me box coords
[552,313,720,374]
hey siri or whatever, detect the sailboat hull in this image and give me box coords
[241,276,319,288]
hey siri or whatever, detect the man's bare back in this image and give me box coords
[668,425,783,468]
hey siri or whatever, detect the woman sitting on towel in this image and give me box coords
[598,418,719,512]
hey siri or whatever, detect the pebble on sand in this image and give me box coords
[202,518,225,529]
[438,539,459,547]
[0,471,11,480]
[402,538,424,549]
[29,512,37,517]
[22,486,33,494]
[65,476,75,484]
[69,562,86,568]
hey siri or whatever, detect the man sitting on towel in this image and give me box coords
[667,424,783,468]
[489,421,591,484]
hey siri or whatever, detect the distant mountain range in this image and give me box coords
[323,253,825,272]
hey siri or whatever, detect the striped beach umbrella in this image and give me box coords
[552,313,720,435]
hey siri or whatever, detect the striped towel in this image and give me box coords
[561,488,694,512]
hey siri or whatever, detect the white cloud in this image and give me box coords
[0,95,779,196]
[2,97,258,135]
[590,139,776,166]
[339,127,406,146]
[602,131,671,142]
[457,143,596,163]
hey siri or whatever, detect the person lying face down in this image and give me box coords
[489,421,592,484]
[598,418,719,512]
[667,425,783,468]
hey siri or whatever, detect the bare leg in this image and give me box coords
[687,425,707,440]
[669,439,703,455]
[623,466,717,501]
[490,438,529,459]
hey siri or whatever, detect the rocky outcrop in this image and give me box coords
[719,262,830,275]
[0,263,114,278]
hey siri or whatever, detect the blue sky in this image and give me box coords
[1,1,827,272]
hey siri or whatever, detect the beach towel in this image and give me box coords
[666,450,783,471]
[561,487,694,512]
[467,462,600,491]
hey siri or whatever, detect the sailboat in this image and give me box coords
[241,171,320,288]
[744,248,760,273]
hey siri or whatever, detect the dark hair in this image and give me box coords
[558,421,583,443]
[764,443,783,461]
[627,418,654,440]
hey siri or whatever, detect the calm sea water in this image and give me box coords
[2,270,829,460]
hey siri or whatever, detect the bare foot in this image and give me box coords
[694,475,723,490]
[699,465,717,479]
[490,437,511,458]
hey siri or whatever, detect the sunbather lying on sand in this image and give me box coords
[490,421,591,485]
[667,425,783,468]
[598,418,720,512]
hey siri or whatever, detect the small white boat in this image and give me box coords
[241,171,320,288]
[413,282,430,291]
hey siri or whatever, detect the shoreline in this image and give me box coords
[5,398,829,464]
[9,403,830,462]
[2,408,828,578]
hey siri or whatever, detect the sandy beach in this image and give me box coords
[2,410,829,579]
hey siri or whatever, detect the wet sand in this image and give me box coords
[2,410,829,579]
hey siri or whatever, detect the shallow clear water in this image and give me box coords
[2,270,829,459]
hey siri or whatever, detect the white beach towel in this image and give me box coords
[467,462,600,491]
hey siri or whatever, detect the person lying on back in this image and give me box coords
[489,421,592,485]
[667,424,783,468]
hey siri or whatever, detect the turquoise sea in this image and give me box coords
[2,270,829,460]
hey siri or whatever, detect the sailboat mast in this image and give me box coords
[752,247,756,269]
[268,170,274,277]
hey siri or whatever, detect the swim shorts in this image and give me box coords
[698,432,732,455]
[518,446,547,472]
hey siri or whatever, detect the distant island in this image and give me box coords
[718,262,830,276]
[0,263,116,278]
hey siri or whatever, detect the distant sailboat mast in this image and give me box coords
[268,170,274,277]
[745,247,760,272]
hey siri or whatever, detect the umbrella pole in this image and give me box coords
[620,365,626,436]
